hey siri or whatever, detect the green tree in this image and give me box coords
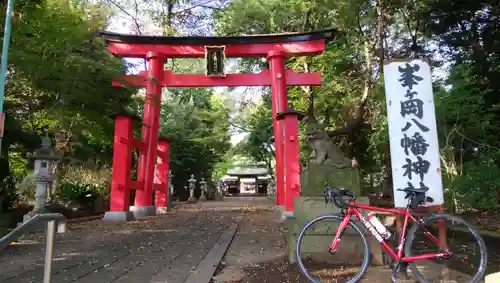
[0,0,135,210]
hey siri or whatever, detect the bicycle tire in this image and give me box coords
[404,213,488,283]
[295,214,371,283]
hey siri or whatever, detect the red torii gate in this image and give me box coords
[100,29,336,221]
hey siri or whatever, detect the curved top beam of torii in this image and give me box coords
[98,28,338,58]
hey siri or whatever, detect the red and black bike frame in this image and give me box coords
[329,202,450,262]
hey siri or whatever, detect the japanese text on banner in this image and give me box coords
[383,59,444,208]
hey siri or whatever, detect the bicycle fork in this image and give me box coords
[328,213,351,254]
[391,217,410,282]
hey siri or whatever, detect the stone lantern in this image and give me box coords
[187,174,197,203]
[199,178,207,201]
[24,136,61,221]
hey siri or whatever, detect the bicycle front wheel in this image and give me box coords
[405,213,488,283]
[295,214,370,283]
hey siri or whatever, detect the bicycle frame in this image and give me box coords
[329,202,450,263]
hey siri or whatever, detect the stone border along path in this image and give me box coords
[183,216,242,283]
[0,207,244,283]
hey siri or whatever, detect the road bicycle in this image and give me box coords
[295,186,488,283]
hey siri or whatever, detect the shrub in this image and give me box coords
[56,166,111,203]
[0,176,19,212]
[449,153,500,212]
[16,173,36,205]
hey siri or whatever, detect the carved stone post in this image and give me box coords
[187,174,197,203]
[199,178,207,201]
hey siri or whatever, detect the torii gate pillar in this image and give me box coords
[130,52,164,218]
[268,50,288,207]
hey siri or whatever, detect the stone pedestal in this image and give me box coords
[285,196,383,266]
[300,163,361,197]
[199,189,207,201]
[156,207,170,214]
[284,163,383,266]
[103,211,134,221]
[187,187,197,203]
[129,206,156,218]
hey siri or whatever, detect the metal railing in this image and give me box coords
[0,213,66,283]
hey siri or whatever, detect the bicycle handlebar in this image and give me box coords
[323,187,355,209]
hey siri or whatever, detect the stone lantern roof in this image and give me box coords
[28,136,62,161]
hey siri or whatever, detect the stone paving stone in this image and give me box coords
[0,211,202,283]
[116,220,228,283]
[71,217,216,283]
[0,197,269,283]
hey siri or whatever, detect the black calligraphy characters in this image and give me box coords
[400,98,424,119]
[401,119,430,133]
[401,132,429,156]
[398,63,423,90]
[396,62,433,203]
[402,156,430,181]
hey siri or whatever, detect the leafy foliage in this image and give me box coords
[215,0,500,212]
[233,93,275,172]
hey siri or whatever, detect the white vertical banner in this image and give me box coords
[383,59,444,208]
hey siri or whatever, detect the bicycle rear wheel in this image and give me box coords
[404,213,488,283]
[295,214,370,283]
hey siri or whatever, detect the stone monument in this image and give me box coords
[187,174,197,203]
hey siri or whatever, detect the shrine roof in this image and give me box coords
[226,166,269,176]
[98,29,338,46]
